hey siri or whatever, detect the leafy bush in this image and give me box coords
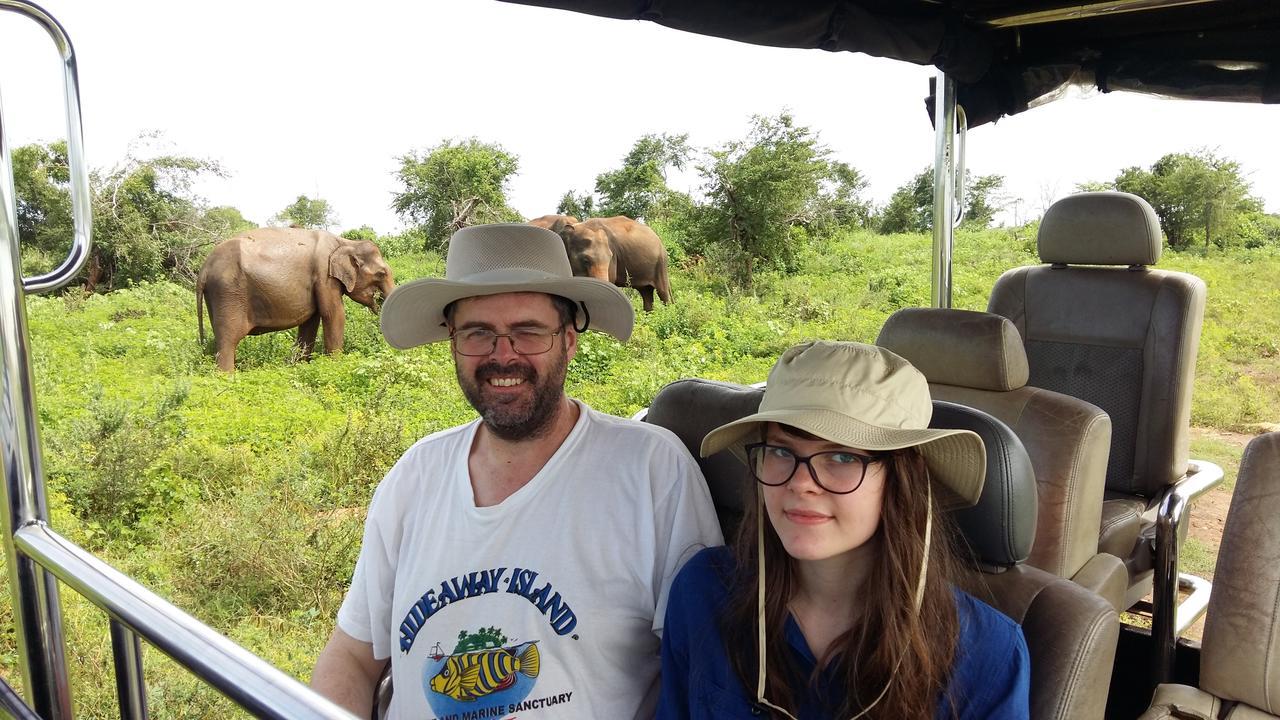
[1235,212,1280,249]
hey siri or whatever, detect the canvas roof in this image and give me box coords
[499,0,1280,127]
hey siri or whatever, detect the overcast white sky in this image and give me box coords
[3,1,1278,233]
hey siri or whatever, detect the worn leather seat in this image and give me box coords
[878,307,1126,610]
[988,191,1214,621]
[1139,432,1280,719]
[643,380,1119,720]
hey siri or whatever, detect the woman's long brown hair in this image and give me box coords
[719,442,965,718]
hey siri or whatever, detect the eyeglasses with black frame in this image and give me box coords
[450,327,562,356]
[744,442,883,495]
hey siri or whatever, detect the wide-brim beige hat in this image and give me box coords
[701,341,986,509]
[380,223,635,348]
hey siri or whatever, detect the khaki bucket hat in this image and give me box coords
[701,340,986,509]
[380,223,635,349]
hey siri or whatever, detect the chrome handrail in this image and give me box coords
[0,0,92,294]
[14,523,356,720]
[1150,458,1225,686]
[0,6,76,713]
[952,105,967,229]
[931,70,957,308]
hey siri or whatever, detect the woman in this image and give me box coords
[657,341,1030,719]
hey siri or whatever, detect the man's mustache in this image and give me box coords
[475,362,537,383]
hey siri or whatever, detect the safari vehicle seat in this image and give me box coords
[642,381,1119,720]
[1139,432,1280,719]
[878,307,1127,610]
[987,191,1222,678]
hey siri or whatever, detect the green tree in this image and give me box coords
[1113,150,1260,249]
[556,190,594,219]
[12,140,72,249]
[876,167,1005,233]
[689,112,831,288]
[341,225,378,242]
[1075,180,1114,193]
[878,168,932,234]
[274,195,335,229]
[962,173,1007,229]
[15,138,250,289]
[594,133,691,220]
[11,141,74,275]
[88,142,229,290]
[805,160,872,233]
[392,138,521,250]
[203,206,256,237]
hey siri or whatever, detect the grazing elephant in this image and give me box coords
[558,216,672,312]
[527,214,579,235]
[196,227,395,372]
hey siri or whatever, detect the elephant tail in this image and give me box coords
[196,276,206,345]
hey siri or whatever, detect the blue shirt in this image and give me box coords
[658,547,1031,720]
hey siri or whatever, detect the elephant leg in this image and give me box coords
[638,286,656,313]
[214,326,248,372]
[320,309,346,355]
[295,314,321,361]
[207,298,252,371]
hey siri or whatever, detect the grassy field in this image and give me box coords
[1,228,1275,716]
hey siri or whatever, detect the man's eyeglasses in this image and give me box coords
[744,443,883,495]
[450,327,562,356]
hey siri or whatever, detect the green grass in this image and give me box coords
[0,228,1275,716]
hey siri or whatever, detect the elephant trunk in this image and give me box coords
[370,279,394,314]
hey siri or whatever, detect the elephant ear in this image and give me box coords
[329,246,362,293]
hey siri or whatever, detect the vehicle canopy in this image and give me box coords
[502,0,1280,127]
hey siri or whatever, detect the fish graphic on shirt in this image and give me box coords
[429,642,540,701]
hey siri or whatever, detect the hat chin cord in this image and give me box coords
[573,301,591,333]
[755,483,933,720]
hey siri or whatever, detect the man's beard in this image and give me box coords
[456,350,570,442]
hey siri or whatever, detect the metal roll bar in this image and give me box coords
[1151,459,1224,686]
[14,523,355,720]
[0,0,91,295]
[952,106,967,229]
[931,70,966,309]
[0,2,356,717]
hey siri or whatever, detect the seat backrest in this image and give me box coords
[645,380,1117,719]
[988,191,1205,497]
[929,401,1118,720]
[1198,432,1280,713]
[879,308,1112,580]
[643,378,762,540]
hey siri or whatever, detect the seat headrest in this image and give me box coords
[877,308,1029,391]
[644,378,763,540]
[931,401,1038,568]
[644,379,1038,568]
[1038,191,1163,266]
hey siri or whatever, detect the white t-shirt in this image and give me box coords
[337,400,723,720]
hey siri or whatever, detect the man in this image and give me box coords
[311,223,722,719]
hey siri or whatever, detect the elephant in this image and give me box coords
[558,216,672,312]
[527,214,579,235]
[196,227,395,372]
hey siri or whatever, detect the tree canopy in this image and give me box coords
[686,112,866,288]
[878,167,1005,234]
[391,138,522,250]
[13,136,252,291]
[12,141,74,264]
[274,195,336,229]
[90,148,230,289]
[594,133,691,221]
[556,191,594,220]
[1107,150,1261,249]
